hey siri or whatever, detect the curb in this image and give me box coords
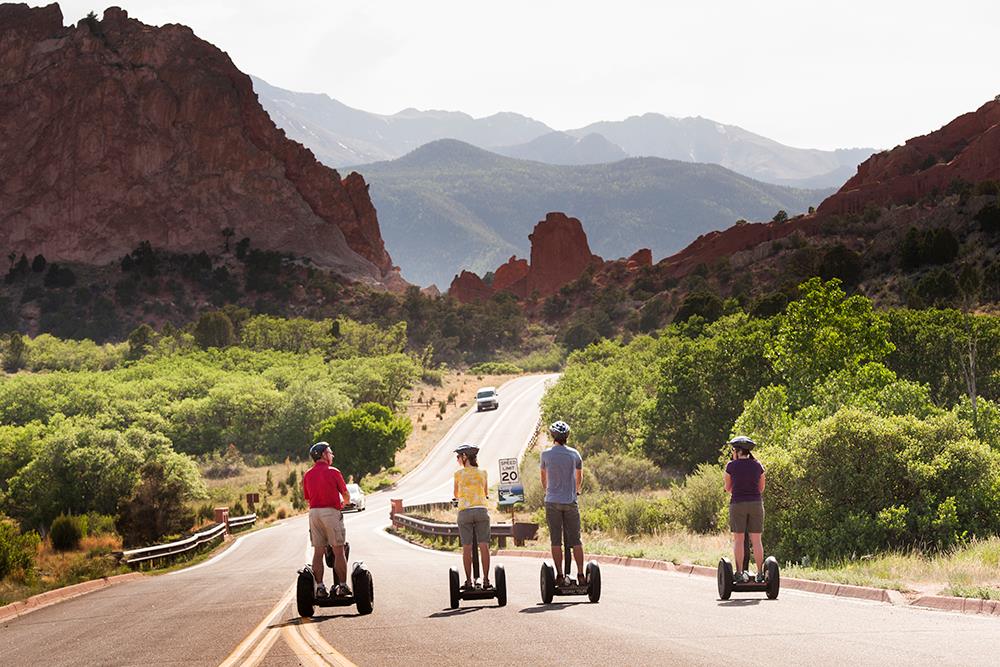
[0,572,145,624]
[494,550,990,613]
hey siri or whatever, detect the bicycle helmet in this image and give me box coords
[549,420,570,441]
[454,443,480,455]
[727,435,756,451]
[309,441,331,461]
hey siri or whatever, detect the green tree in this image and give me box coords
[766,278,894,407]
[116,459,197,547]
[0,514,40,579]
[193,311,235,349]
[3,332,27,372]
[312,403,411,478]
[126,324,156,360]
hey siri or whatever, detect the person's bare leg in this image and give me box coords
[573,545,585,584]
[750,533,765,575]
[462,544,473,583]
[479,543,491,586]
[550,545,564,578]
[331,544,347,587]
[312,545,325,585]
[732,533,744,574]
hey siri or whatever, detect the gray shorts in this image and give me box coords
[545,502,582,547]
[729,500,765,533]
[309,507,346,547]
[457,507,490,545]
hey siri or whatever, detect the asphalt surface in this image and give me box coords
[4,373,1000,666]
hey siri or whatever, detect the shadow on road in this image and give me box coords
[717,599,762,607]
[268,613,359,628]
[428,607,488,618]
[518,602,590,614]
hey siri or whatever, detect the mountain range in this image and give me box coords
[353,140,831,287]
[252,76,874,188]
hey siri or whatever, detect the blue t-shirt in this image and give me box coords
[725,458,764,504]
[540,444,583,504]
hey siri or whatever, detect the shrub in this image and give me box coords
[670,463,727,534]
[50,513,86,551]
[0,515,40,579]
[276,507,287,520]
[312,402,412,479]
[468,361,522,375]
[84,512,118,536]
[587,452,663,492]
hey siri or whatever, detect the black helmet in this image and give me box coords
[454,443,480,455]
[727,435,756,451]
[549,420,570,440]
[309,441,331,461]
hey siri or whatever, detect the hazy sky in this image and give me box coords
[39,1,1000,150]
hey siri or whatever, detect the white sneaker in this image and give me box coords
[315,583,328,598]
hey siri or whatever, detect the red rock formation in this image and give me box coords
[448,270,492,302]
[626,249,653,270]
[818,99,1000,216]
[492,255,529,297]
[0,5,399,286]
[656,219,802,278]
[527,212,603,297]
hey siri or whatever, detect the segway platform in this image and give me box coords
[296,543,374,618]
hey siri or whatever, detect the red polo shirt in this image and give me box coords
[302,461,348,509]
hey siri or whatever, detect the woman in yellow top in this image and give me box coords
[453,443,491,589]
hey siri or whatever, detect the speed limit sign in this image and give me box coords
[498,457,524,506]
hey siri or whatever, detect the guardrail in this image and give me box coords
[118,513,256,568]
[393,502,533,548]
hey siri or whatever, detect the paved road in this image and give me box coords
[4,373,1000,666]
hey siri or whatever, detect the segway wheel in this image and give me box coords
[495,564,507,607]
[449,567,460,609]
[296,567,315,618]
[586,561,601,603]
[765,556,780,600]
[717,558,733,600]
[540,562,555,604]
[352,564,374,615]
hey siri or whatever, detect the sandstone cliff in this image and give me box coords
[818,99,1000,216]
[0,4,399,286]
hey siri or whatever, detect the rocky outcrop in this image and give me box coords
[0,5,399,286]
[448,212,607,302]
[448,270,492,303]
[527,213,602,297]
[818,99,1000,216]
[626,249,652,270]
[492,256,529,297]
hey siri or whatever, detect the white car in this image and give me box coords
[344,483,366,511]
[475,387,499,412]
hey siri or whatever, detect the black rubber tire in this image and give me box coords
[765,556,780,600]
[296,568,315,618]
[540,562,555,604]
[717,558,733,600]
[449,567,460,609]
[353,566,374,615]
[586,561,601,603]
[494,564,507,607]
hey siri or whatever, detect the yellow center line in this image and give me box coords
[282,622,330,667]
[217,581,296,667]
[297,618,359,667]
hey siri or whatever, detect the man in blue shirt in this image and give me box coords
[540,420,586,586]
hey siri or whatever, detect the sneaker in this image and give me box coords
[460,581,474,591]
[482,580,492,590]
[561,575,575,587]
[314,583,328,598]
[334,583,352,597]
[755,572,766,583]
[577,574,588,587]
[741,571,751,583]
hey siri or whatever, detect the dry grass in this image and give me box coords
[394,372,518,476]
[201,459,308,521]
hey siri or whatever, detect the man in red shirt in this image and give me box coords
[303,441,351,597]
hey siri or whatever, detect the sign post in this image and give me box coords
[497,457,524,525]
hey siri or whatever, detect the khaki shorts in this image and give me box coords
[309,507,346,547]
[545,502,582,547]
[457,507,490,545]
[729,501,765,533]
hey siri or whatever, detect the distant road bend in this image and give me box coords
[2,374,999,666]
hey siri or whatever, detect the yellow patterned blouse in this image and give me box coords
[454,467,488,510]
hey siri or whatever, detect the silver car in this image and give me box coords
[475,387,499,412]
[344,483,366,511]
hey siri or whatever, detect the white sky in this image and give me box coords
[39,1,1000,150]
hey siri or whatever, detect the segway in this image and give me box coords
[717,527,779,600]
[539,523,601,603]
[296,542,374,618]
[448,522,507,609]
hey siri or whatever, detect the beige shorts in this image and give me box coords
[309,507,346,547]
